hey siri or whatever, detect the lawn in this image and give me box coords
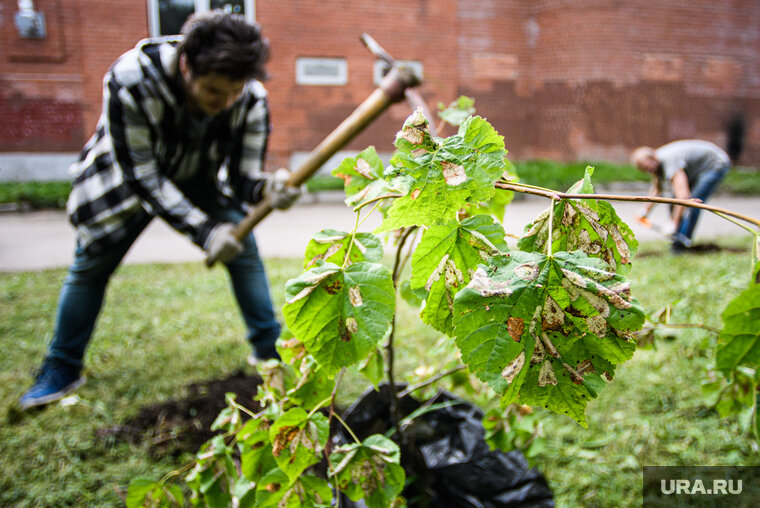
[0,235,757,507]
[2,160,758,210]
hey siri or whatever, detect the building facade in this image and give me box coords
[1,0,758,181]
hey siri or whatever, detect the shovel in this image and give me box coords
[211,36,422,266]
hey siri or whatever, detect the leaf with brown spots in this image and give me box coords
[453,249,644,426]
[518,167,638,273]
[303,229,383,269]
[283,262,395,375]
[376,113,508,233]
[409,215,508,335]
[268,408,329,480]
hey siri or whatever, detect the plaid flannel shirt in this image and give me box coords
[67,37,270,254]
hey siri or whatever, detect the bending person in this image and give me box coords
[19,11,300,409]
[631,139,730,252]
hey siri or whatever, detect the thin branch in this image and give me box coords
[639,322,721,335]
[391,226,419,286]
[398,364,467,398]
[547,196,556,257]
[333,412,362,445]
[496,182,760,229]
[352,194,405,213]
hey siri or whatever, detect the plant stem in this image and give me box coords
[547,196,556,257]
[321,369,346,508]
[333,412,362,445]
[398,364,467,398]
[496,182,760,229]
[353,194,405,213]
[391,226,418,285]
[642,322,721,335]
[385,227,419,446]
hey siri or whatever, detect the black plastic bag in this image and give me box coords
[337,384,554,507]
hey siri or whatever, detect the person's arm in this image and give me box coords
[105,73,219,248]
[226,87,301,209]
[636,175,662,220]
[669,169,692,225]
[226,85,270,203]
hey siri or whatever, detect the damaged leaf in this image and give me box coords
[409,215,508,335]
[269,408,329,480]
[716,282,760,374]
[518,167,638,273]
[329,434,405,508]
[377,111,508,232]
[283,262,395,374]
[303,229,383,269]
[332,146,413,213]
[453,250,644,426]
[255,468,333,508]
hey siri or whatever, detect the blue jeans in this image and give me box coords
[46,196,281,371]
[675,163,729,242]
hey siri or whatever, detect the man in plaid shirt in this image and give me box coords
[19,11,300,409]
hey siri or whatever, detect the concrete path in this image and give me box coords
[0,194,757,272]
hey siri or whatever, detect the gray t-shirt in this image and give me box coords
[656,140,730,184]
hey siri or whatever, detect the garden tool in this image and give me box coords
[206,35,423,266]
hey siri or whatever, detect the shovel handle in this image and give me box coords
[229,65,421,242]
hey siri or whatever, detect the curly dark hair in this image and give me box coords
[178,10,269,81]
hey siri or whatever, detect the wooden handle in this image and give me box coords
[229,65,421,241]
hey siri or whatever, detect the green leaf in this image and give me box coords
[359,348,385,388]
[333,146,385,196]
[518,192,637,273]
[471,158,517,222]
[566,165,596,194]
[332,146,412,211]
[288,356,336,411]
[239,419,278,483]
[437,95,476,127]
[453,250,644,426]
[303,230,383,269]
[283,262,395,374]
[329,434,405,508]
[377,112,508,233]
[269,408,329,480]
[210,393,241,432]
[716,283,760,374]
[255,469,333,508]
[410,215,508,334]
[126,477,158,508]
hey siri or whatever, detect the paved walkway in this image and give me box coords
[0,194,757,272]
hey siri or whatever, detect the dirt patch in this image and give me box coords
[636,242,747,258]
[98,370,262,458]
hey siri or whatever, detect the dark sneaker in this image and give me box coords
[19,361,86,410]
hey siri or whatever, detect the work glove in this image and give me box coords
[205,223,243,265]
[264,168,302,210]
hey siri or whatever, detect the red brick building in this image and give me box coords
[1,0,758,180]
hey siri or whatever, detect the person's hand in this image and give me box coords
[205,223,243,265]
[265,168,301,210]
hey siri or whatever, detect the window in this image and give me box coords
[147,0,255,37]
[295,57,348,86]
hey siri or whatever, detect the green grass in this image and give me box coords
[0,181,72,209]
[513,160,650,192]
[4,162,757,210]
[1,237,757,506]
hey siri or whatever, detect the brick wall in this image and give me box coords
[1,0,758,167]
